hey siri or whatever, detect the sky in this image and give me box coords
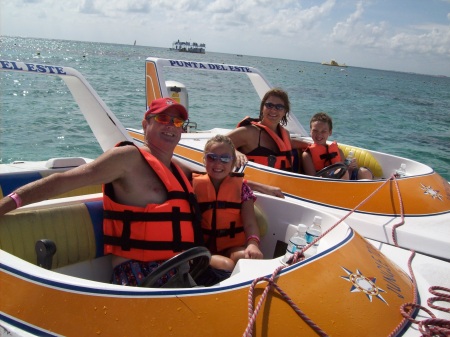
[1,0,450,76]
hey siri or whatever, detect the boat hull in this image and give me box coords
[0,230,415,337]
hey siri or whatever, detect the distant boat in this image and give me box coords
[171,39,205,54]
[322,59,347,67]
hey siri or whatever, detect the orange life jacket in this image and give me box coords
[237,117,293,171]
[307,141,343,172]
[192,173,245,253]
[102,142,202,262]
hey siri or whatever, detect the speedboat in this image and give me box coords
[0,60,449,336]
[1,192,449,336]
[125,57,450,261]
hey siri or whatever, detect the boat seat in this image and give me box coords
[291,149,303,173]
[292,146,383,178]
[0,200,104,269]
[338,145,383,178]
[0,198,268,270]
[0,171,102,199]
[254,204,268,237]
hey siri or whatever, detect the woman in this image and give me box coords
[227,88,308,171]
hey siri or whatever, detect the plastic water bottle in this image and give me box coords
[395,163,407,178]
[305,216,322,256]
[344,150,355,166]
[282,224,307,263]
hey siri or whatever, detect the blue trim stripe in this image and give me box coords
[0,312,60,337]
[0,172,43,196]
[85,200,104,258]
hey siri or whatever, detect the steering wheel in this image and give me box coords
[139,247,211,288]
[315,163,348,179]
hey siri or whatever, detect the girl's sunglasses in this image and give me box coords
[205,153,233,164]
[149,114,185,128]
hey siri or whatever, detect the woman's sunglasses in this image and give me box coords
[149,114,185,128]
[264,102,286,111]
[205,153,233,164]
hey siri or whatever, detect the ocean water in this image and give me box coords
[1,36,449,181]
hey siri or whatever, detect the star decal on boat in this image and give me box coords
[420,184,443,201]
[341,267,388,305]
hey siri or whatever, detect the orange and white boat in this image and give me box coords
[1,192,449,337]
[0,59,449,337]
[126,57,450,261]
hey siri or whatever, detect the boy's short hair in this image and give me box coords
[310,112,333,131]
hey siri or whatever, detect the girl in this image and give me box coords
[192,135,263,272]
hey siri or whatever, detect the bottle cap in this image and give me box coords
[297,224,307,233]
[313,216,322,224]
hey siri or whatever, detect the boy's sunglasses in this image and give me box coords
[149,114,185,128]
[205,153,233,164]
[264,102,286,111]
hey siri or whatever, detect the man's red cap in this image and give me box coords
[144,97,188,120]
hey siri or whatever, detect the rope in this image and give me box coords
[243,265,329,337]
[385,175,450,337]
[243,176,394,336]
[243,174,450,337]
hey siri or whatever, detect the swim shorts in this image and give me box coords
[111,260,176,287]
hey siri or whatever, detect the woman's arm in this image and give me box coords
[246,180,284,198]
[301,151,317,176]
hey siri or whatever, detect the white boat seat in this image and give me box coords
[44,157,88,169]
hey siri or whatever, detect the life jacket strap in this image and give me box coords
[198,201,241,213]
[202,226,244,238]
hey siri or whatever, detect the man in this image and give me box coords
[0,98,202,286]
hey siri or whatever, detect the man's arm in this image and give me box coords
[0,146,134,216]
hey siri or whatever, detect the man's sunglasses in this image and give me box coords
[149,114,185,128]
[264,102,286,111]
[205,153,233,164]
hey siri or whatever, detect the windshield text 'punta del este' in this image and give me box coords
[168,60,252,73]
[0,60,66,75]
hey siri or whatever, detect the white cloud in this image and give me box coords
[1,0,449,76]
[325,1,450,70]
[79,0,100,14]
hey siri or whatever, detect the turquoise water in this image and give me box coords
[1,36,449,181]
